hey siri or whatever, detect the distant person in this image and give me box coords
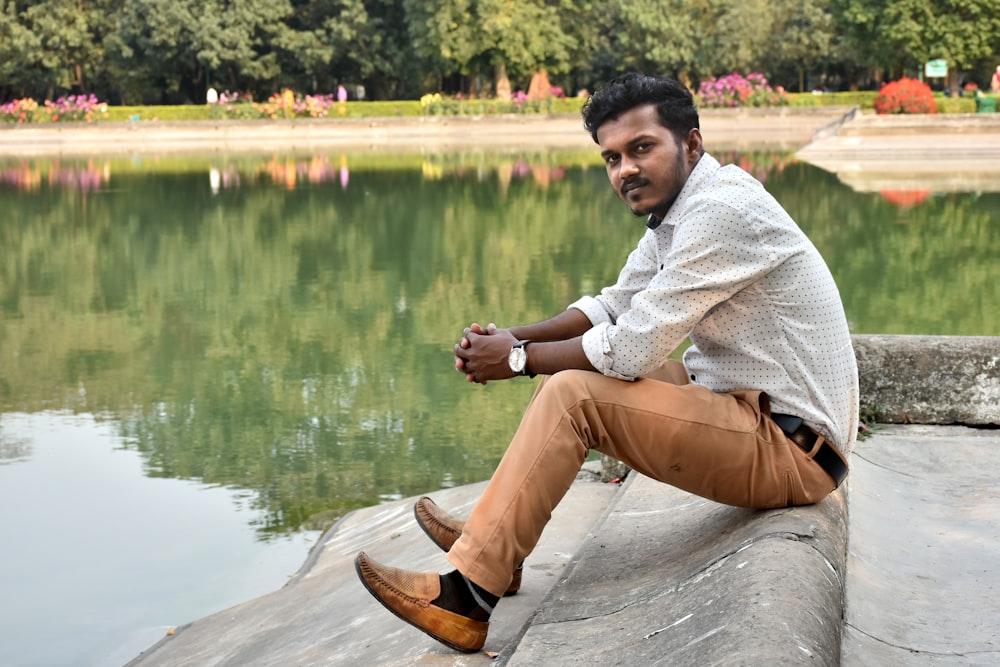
[206,87,218,104]
[355,73,859,653]
[991,66,1000,93]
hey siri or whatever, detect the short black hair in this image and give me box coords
[582,73,700,145]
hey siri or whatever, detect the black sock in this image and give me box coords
[433,570,498,622]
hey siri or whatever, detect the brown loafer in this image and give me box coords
[414,496,523,596]
[414,496,464,551]
[355,552,488,653]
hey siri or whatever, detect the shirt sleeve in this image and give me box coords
[566,232,661,379]
[583,197,784,379]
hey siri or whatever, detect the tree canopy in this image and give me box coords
[1,0,998,103]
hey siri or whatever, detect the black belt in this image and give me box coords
[771,413,849,488]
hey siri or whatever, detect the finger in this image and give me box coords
[487,323,497,333]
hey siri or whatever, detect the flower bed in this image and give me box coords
[210,89,343,120]
[1,94,108,123]
[419,87,567,116]
[696,73,788,109]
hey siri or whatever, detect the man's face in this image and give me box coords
[596,104,702,220]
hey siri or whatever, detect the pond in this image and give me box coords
[0,150,997,666]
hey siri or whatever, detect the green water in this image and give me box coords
[0,150,997,665]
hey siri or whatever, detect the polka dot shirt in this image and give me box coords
[570,153,859,453]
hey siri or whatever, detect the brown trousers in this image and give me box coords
[447,363,842,596]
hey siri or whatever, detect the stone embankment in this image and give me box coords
[125,333,999,667]
[796,110,1000,192]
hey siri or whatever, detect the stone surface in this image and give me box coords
[796,112,1000,193]
[507,474,847,667]
[841,425,1000,666]
[853,335,1000,425]
[125,467,619,667]
[118,425,1000,667]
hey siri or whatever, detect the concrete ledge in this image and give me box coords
[853,334,1000,425]
[837,113,1000,136]
[0,108,851,157]
[795,113,1000,192]
[507,474,848,666]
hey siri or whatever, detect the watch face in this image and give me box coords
[509,346,527,373]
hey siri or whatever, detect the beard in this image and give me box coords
[621,148,688,220]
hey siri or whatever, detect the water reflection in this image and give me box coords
[2,151,803,196]
[880,189,932,207]
[0,428,31,463]
[0,158,110,191]
[0,411,320,667]
[1,150,997,539]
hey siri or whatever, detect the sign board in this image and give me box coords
[925,59,948,77]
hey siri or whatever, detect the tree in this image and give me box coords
[402,0,571,96]
[764,0,835,92]
[4,0,116,99]
[607,0,702,83]
[887,0,1000,93]
[831,0,1000,90]
[0,2,41,98]
[703,0,785,78]
[107,0,298,103]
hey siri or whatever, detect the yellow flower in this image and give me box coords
[420,92,443,108]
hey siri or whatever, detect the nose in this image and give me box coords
[617,154,639,179]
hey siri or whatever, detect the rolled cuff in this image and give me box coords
[567,296,613,326]
[581,324,635,381]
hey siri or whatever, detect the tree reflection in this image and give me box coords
[1,153,996,537]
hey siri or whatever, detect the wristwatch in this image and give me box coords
[508,340,533,377]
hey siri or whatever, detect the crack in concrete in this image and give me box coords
[846,623,1000,658]
[851,450,920,479]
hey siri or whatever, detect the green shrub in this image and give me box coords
[934,96,976,114]
[104,98,581,121]
[107,105,214,121]
[418,91,576,116]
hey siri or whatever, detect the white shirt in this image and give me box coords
[570,153,859,454]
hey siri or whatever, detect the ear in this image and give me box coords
[684,128,703,160]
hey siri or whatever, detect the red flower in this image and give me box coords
[874,78,937,115]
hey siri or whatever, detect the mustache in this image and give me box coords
[620,177,649,197]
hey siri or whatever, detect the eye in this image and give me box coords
[604,154,620,166]
[635,143,652,153]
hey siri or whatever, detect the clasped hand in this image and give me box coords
[454,322,518,384]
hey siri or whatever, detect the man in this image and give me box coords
[355,73,859,653]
